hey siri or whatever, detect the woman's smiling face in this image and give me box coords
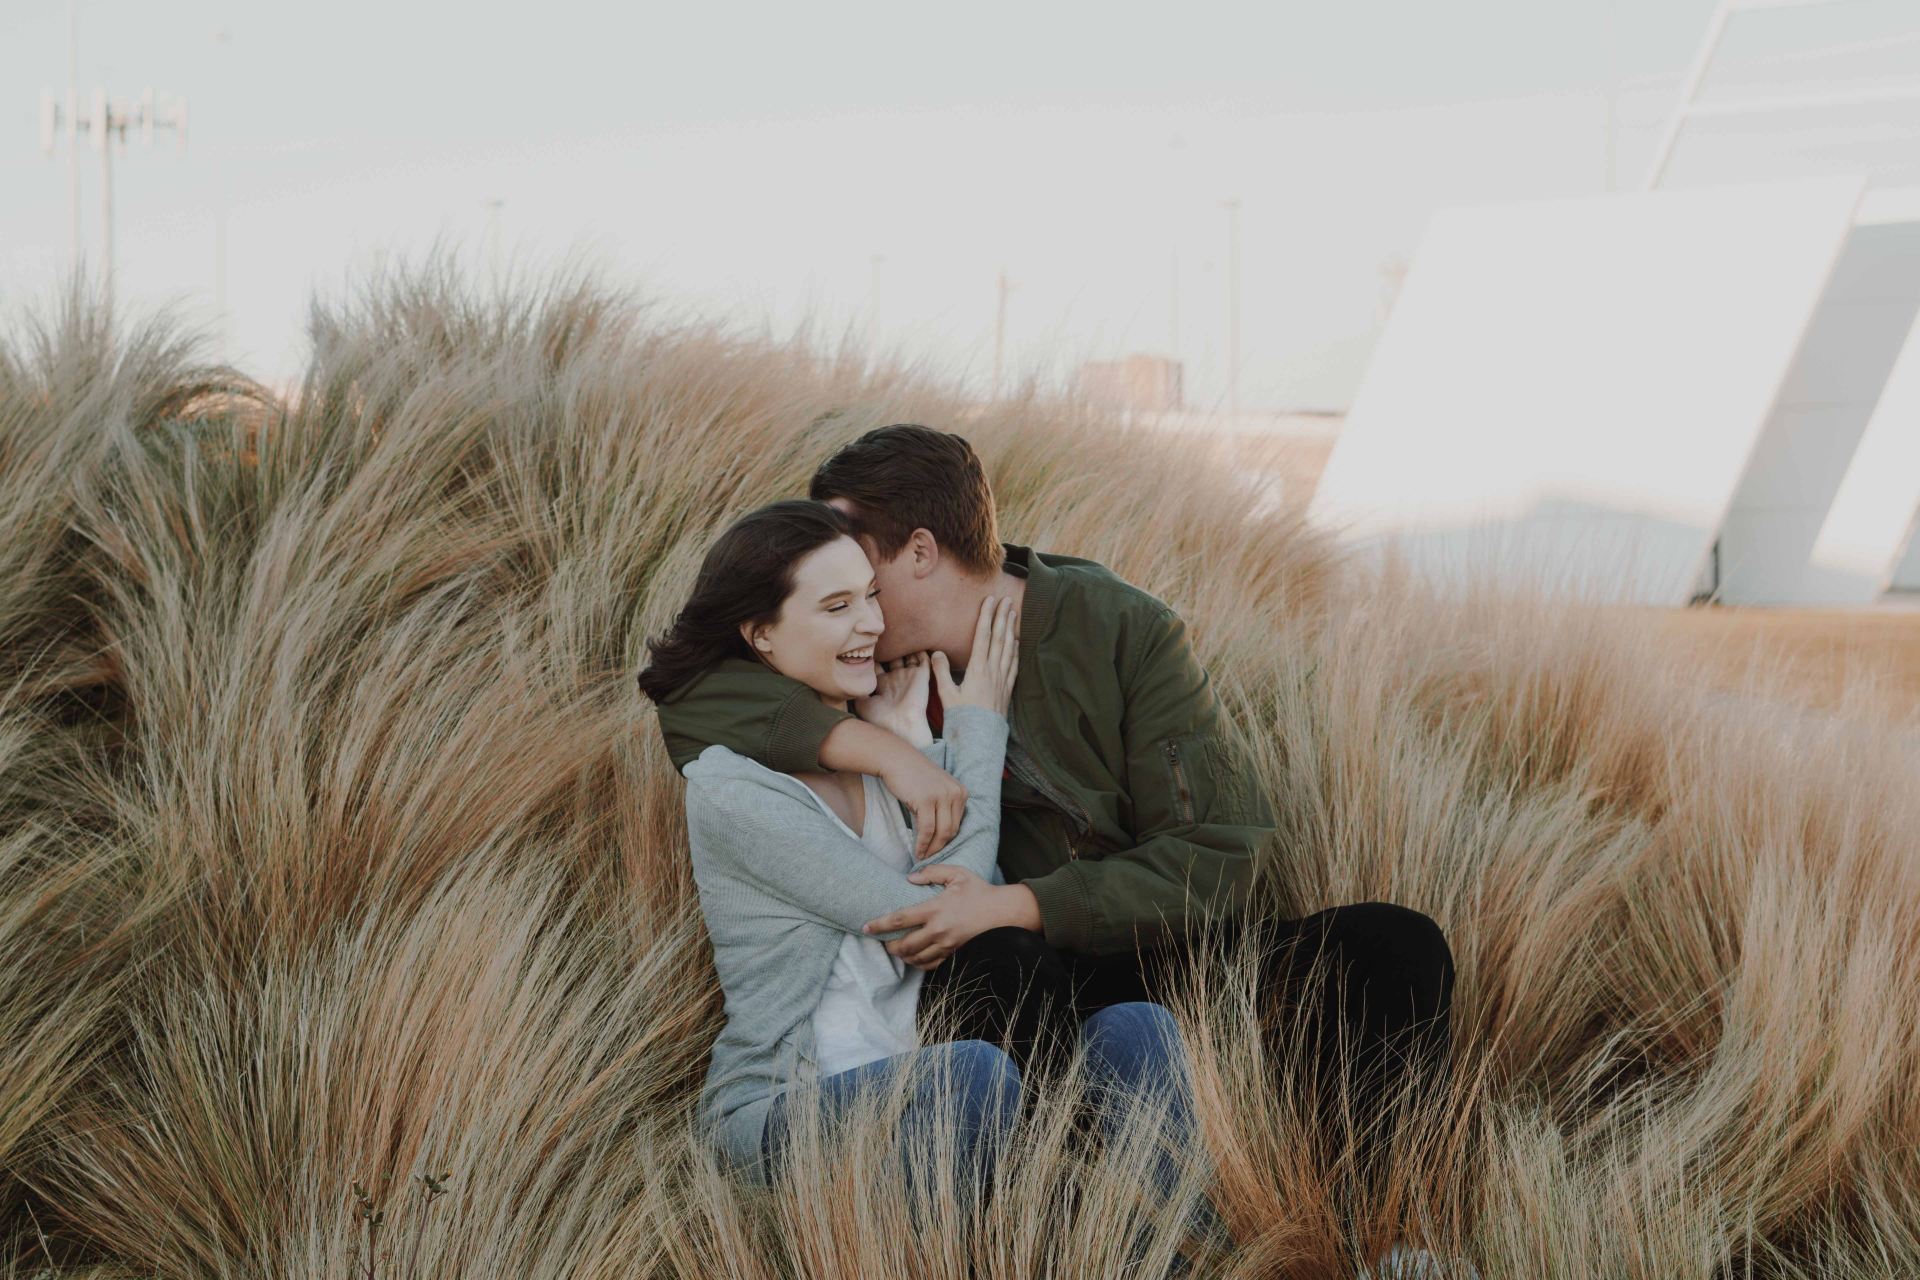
[740,535,884,706]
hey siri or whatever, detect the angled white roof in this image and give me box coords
[1306,176,1863,604]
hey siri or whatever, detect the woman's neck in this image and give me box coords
[819,693,850,712]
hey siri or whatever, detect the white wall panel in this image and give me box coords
[1307,177,1864,604]
[1894,527,1920,591]
[1721,222,1920,603]
[1805,303,1920,602]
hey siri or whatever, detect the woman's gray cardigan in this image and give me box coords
[681,704,1009,1185]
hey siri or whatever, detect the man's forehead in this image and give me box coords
[824,496,857,517]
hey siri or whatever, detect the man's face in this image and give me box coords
[826,498,932,664]
[853,532,930,664]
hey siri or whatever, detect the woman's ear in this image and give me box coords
[739,619,773,658]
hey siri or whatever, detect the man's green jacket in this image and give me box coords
[654,543,1277,956]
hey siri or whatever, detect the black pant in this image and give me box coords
[918,903,1455,1155]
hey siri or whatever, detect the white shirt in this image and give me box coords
[806,773,926,1077]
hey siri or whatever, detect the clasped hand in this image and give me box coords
[863,864,1037,970]
[859,595,1029,967]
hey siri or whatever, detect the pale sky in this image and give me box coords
[4,1,1916,409]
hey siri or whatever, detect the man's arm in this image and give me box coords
[652,657,968,857]
[686,707,1008,938]
[1020,606,1277,956]
[655,658,852,773]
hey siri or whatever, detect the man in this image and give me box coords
[652,423,1454,1139]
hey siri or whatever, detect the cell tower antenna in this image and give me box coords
[40,70,187,317]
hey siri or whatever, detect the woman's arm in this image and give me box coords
[910,706,1003,865]
[686,709,1007,941]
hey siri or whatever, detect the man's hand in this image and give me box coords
[881,750,968,860]
[863,866,1043,970]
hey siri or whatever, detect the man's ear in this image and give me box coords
[909,528,941,579]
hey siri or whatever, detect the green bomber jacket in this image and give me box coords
[653,543,1277,956]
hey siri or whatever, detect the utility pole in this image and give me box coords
[483,198,505,282]
[97,89,112,309]
[992,268,1015,398]
[1221,197,1241,418]
[1169,249,1181,362]
[68,1,81,262]
[1167,132,1186,364]
[213,27,231,360]
[867,253,886,366]
[42,81,188,318]
[1603,0,1620,191]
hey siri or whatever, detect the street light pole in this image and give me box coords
[868,253,886,366]
[42,82,186,320]
[96,89,112,314]
[483,198,505,282]
[68,0,81,265]
[1221,197,1241,418]
[213,27,231,360]
[1169,249,1181,363]
[993,267,1015,398]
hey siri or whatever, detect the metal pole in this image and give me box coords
[993,268,1009,397]
[1222,198,1241,418]
[98,90,113,318]
[214,28,230,360]
[69,0,81,266]
[483,198,504,282]
[867,254,885,365]
[1167,133,1185,364]
[214,203,227,357]
[1603,0,1619,191]
[1169,248,1181,361]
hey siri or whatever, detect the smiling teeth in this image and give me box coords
[838,648,873,660]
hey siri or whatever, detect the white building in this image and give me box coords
[1309,0,1920,606]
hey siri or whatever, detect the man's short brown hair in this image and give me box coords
[808,424,1003,576]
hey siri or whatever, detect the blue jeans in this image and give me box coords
[759,1002,1198,1207]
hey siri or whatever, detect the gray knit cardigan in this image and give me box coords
[680,704,1009,1184]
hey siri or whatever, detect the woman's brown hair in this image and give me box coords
[635,500,856,704]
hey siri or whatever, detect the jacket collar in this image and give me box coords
[1000,543,1059,653]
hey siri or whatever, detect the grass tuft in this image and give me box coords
[3,259,1917,1276]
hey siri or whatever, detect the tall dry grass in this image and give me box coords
[3,260,1918,1278]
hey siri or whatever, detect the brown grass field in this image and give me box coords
[1657,607,1920,720]
[3,262,1919,1279]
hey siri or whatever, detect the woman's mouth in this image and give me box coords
[836,646,874,669]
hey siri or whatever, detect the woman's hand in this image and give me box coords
[933,596,1018,718]
[852,651,934,747]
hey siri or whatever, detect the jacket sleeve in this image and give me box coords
[687,707,1008,939]
[655,658,855,774]
[1020,607,1276,955]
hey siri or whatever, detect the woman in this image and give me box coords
[636,500,1199,1204]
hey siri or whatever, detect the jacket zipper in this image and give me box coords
[1005,737,1093,860]
[1164,740,1195,825]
